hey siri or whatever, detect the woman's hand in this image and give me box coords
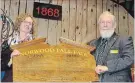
[11,49,20,57]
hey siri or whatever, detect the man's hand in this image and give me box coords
[11,49,20,57]
[95,65,108,74]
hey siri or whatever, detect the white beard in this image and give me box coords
[100,30,114,38]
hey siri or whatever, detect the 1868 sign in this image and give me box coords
[33,2,62,20]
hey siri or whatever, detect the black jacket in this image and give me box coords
[87,33,134,82]
[1,40,12,71]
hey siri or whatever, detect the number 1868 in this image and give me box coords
[36,7,59,17]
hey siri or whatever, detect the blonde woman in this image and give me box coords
[2,13,37,82]
[8,13,37,45]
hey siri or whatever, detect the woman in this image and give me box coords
[2,13,37,82]
[8,13,37,45]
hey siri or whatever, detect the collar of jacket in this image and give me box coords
[94,32,118,47]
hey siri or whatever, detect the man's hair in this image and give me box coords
[98,11,117,28]
[14,13,37,38]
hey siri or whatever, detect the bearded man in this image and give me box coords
[87,11,134,82]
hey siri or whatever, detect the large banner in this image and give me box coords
[12,38,98,82]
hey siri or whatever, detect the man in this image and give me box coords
[87,11,134,82]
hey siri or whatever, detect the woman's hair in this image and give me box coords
[14,13,37,38]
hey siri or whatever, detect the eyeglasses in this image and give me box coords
[100,21,112,24]
[23,21,32,26]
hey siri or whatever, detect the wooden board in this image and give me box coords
[19,0,27,14]
[75,0,83,42]
[48,0,58,45]
[103,0,107,12]
[118,5,128,35]
[26,0,34,15]
[61,0,69,39]
[96,0,103,38]
[128,14,134,39]
[56,0,63,44]
[2,0,134,45]
[113,2,119,33]
[37,0,49,43]
[106,0,114,14]
[12,38,98,82]
[69,0,76,41]
[10,0,19,22]
[87,0,96,40]
[1,0,5,11]
[4,0,10,16]
[81,0,87,41]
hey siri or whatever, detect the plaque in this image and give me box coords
[12,38,98,82]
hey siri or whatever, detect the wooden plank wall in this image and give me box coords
[1,0,134,45]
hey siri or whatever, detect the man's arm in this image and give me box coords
[106,36,134,72]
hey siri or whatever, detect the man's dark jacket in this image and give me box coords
[87,33,134,82]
